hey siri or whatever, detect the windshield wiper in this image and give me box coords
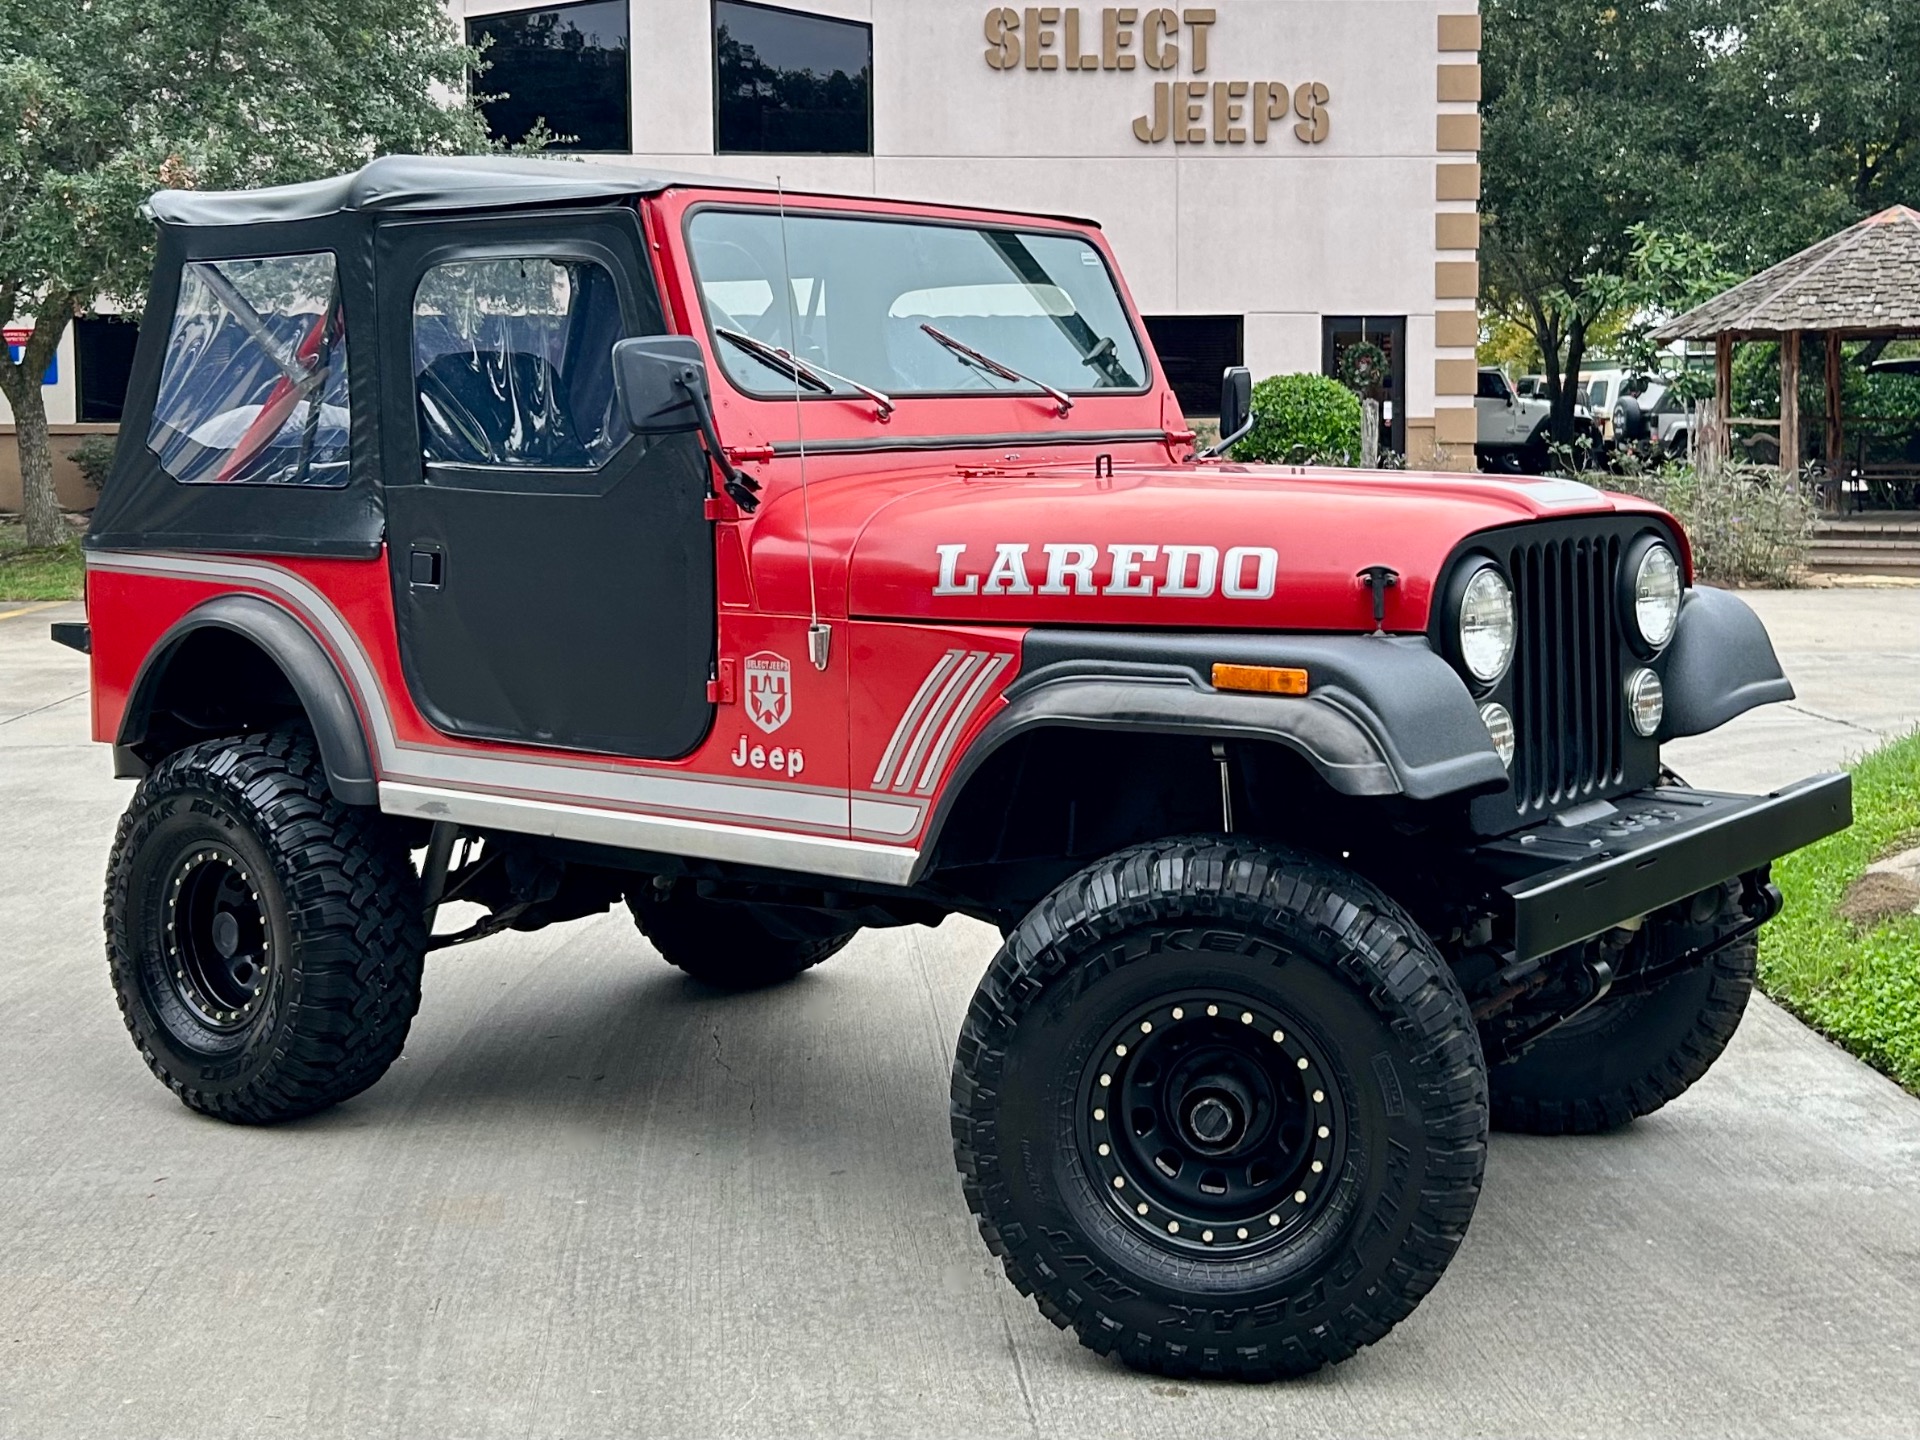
[715,327,894,420]
[919,324,1073,417]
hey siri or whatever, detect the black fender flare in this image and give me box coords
[116,595,378,805]
[915,630,1511,872]
[1661,584,1793,737]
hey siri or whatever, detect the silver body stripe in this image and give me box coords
[383,784,919,885]
[892,650,983,791]
[914,652,1010,794]
[88,552,930,883]
[871,648,963,788]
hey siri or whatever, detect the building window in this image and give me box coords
[1322,316,1406,455]
[74,316,140,423]
[468,0,631,152]
[714,1,872,155]
[1142,315,1243,418]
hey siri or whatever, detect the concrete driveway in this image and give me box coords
[3,589,1918,1439]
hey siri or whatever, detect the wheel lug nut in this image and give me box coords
[1136,1202,1149,1215]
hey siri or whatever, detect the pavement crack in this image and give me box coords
[0,690,86,726]
[1783,702,1879,735]
[1000,1306,1042,1434]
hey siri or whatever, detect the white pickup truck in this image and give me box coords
[1476,367,1602,473]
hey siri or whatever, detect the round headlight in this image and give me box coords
[1479,702,1516,768]
[1627,667,1665,737]
[1632,542,1682,650]
[1459,566,1517,685]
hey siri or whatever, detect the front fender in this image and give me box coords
[971,629,1511,803]
[1662,585,1793,738]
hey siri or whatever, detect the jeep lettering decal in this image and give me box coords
[744,651,792,733]
[932,543,1278,600]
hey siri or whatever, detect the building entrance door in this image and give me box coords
[1321,316,1407,457]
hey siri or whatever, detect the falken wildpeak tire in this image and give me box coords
[104,729,426,1124]
[951,838,1488,1380]
[1489,937,1756,1136]
[628,886,855,991]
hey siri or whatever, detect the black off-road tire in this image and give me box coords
[952,838,1488,1380]
[1489,937,1756,1136]
[628,886,855,991]
[105,729,426,1123]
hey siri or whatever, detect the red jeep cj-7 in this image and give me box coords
[58,156,1849,1378]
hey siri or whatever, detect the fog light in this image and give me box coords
[1627,668,1665,737]
[1479,702,1516,767]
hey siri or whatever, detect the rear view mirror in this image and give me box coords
[612,336,710,435]
[610,335,762,512]
[1203,366,1254,458]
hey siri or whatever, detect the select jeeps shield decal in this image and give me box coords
[744,651,792,734]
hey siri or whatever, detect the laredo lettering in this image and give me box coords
[933,542,1279,599]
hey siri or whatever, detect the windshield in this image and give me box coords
[687,209,1148,402]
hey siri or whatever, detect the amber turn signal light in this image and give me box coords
[1211,663,1309,696]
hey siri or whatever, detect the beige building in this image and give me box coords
[2,0,1483,509]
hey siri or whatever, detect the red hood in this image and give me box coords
[815,461,1678,632]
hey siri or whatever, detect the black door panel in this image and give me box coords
[376,208,715,759]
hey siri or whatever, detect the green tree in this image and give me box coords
[0,0,492,546]
[1706,0,1920,261]
[1479,0,1717,443]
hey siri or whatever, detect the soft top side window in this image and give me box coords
[412,256,625,470]
[148,252,350,488]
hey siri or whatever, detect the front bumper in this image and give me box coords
[1472,774,1852,960]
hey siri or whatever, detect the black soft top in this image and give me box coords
[147,153,1097,229]
[146,154,744,226]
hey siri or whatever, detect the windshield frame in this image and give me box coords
[679,202,1156,406]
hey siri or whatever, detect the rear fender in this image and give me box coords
[116,595,377,805]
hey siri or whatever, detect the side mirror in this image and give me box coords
[612,336,709,435]
[1202,365,1254,458]
[610,336,762,511]
[1219,365,1252,439]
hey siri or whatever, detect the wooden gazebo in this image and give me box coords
[1651,205,1920,491]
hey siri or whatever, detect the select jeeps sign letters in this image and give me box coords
[982,6,1331,145]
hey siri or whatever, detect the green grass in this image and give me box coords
[0,523,84,601]
[1760,729,1920,1094]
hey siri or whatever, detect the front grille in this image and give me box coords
[1505,531,1626,816]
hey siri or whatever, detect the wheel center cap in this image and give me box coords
[1185,1092,1242,1149]
[210,910,240,959]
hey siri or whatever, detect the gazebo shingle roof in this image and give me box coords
[1651,205,1920,341]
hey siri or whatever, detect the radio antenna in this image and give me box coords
[775,176,830,671]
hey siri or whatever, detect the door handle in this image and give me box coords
[409,548,444,589]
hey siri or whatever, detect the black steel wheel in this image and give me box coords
[105,729,426,1123]
[157,844,274,1033]
[953,838,1488,1380]
[1080,991,1349,1256]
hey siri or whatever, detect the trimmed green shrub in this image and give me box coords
[1232,373,1363,465]
[67,433,118,491]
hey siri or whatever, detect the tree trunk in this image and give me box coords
[1553,317,1589,444]
[0,299,76,548]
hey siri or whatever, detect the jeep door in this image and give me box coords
[376,208,714,757]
